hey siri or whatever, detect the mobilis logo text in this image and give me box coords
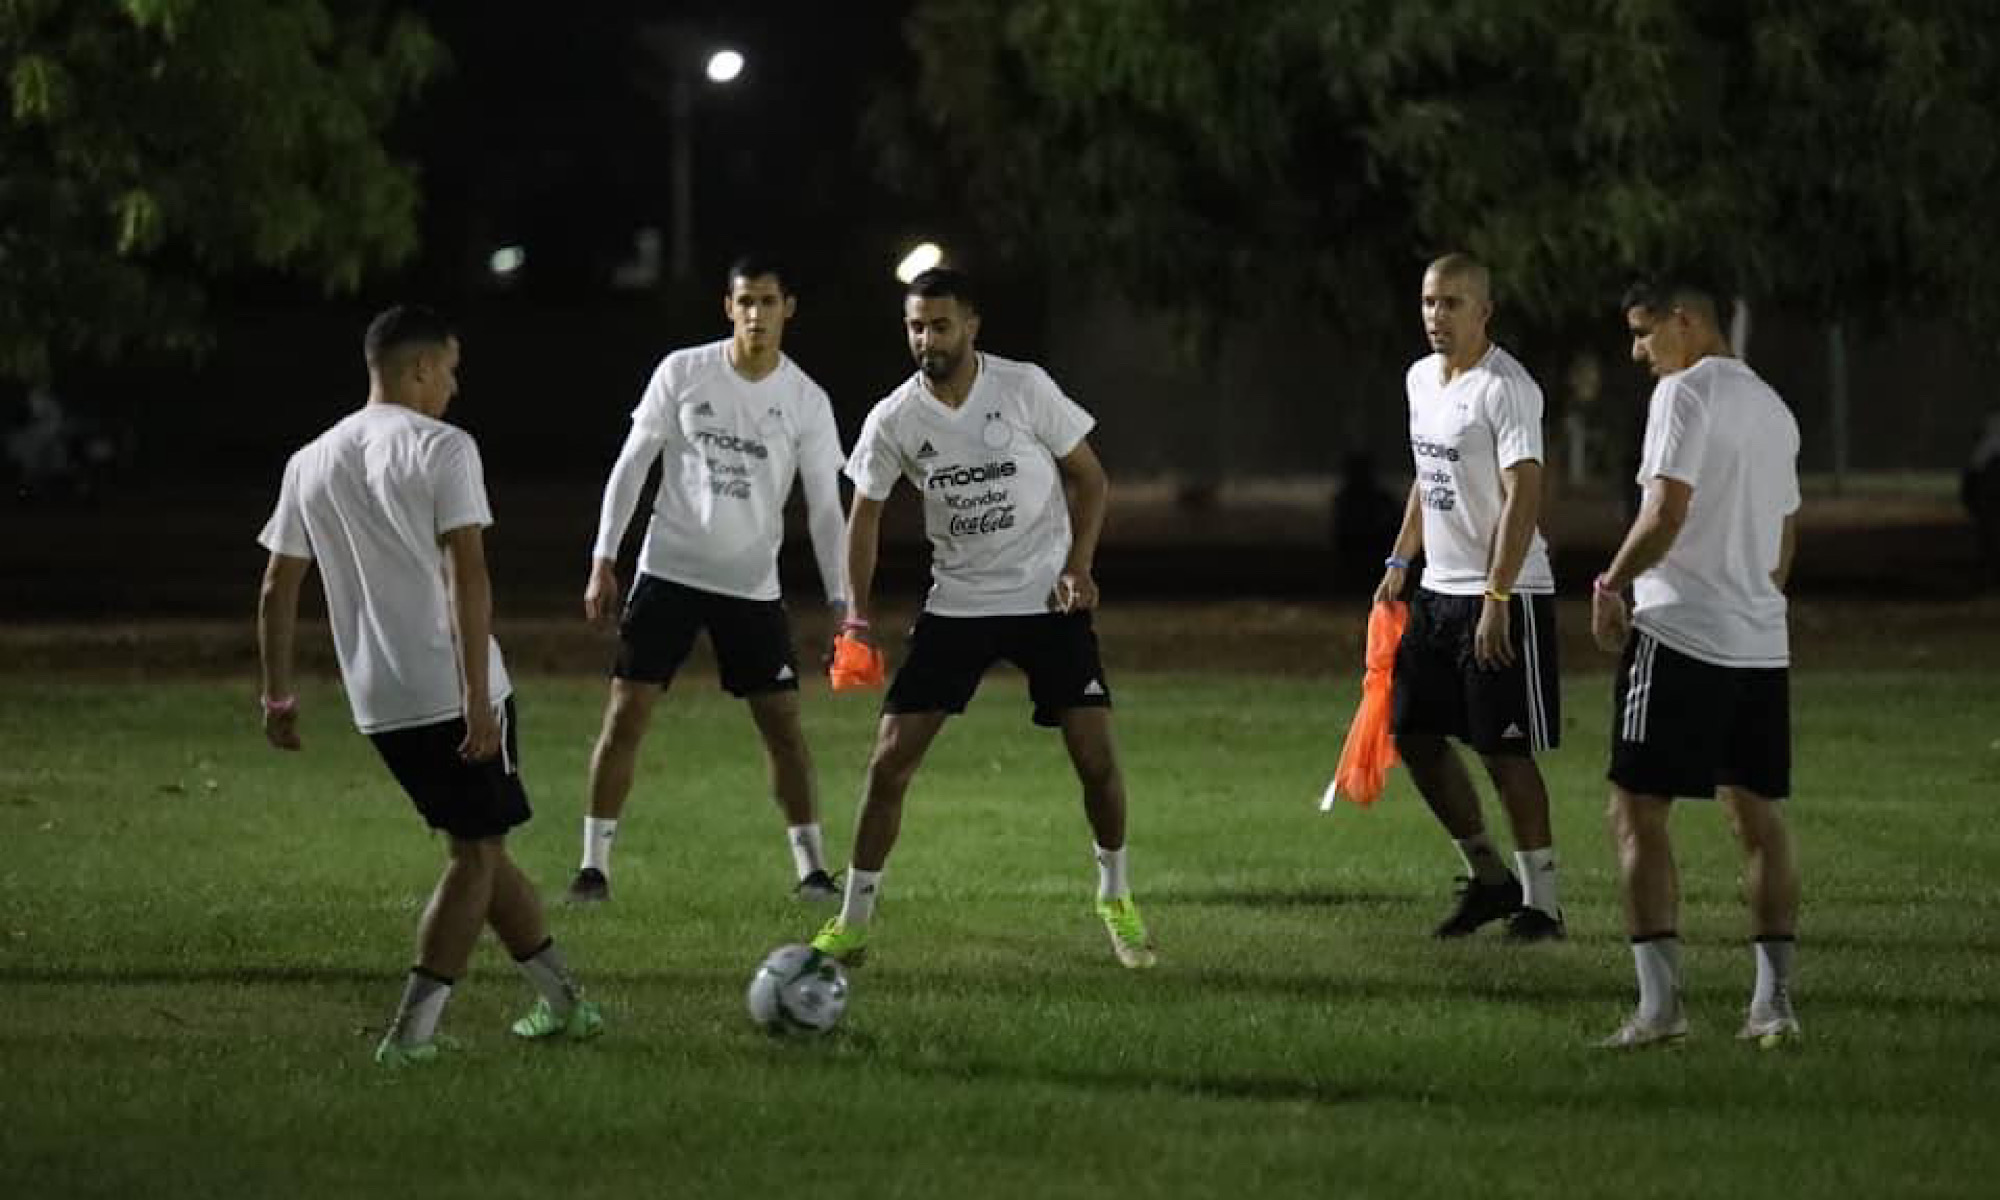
[925,460,1016,490]
[693,430,769,459]
[1411,438,1460,463]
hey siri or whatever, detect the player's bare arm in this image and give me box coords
[844,493,885,645]
[1052,439,1108,612]
[442,524,501,761]
[256,551,312,751]
[1592,475,1692,651]
[799,415,851,643]
[1475,459,1543,669]
[1773,512,1798,590]
[1374,481,1425,607]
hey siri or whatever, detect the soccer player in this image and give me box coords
[808,267,1155,969]
[572,256,849,903]
[1592,278,1802,1050]
[256,306,602,1067]
[1376,253,1566,941]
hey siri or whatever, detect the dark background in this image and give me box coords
[2,1,1990,620]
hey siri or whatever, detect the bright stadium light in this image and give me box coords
[705,49,745,84]
[488,245,526,278]
[895,241,944,283]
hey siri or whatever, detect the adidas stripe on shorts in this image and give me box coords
[1390,588,1560,757]
[1609,629,1790,799]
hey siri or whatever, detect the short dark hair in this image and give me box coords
[1621,276,1729,329]
[725,254,791,294]
[364,305,455,368]
[905,267,976,312]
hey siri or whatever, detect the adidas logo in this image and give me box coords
[1501,722,1525,739]
[1082,679,1106,697]
[776,664,795,682]
[694,401,715,416]
[917,440,937,459]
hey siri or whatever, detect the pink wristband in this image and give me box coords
[1593,574,1619,597]
[840,618,870,631]
[261,695,297,716]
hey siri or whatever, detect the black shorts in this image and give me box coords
[369,697,532,840]
[1390,589,1561,756]
[1609,631,1790,800]
[885,611,1112,728]
[614,574,800,697]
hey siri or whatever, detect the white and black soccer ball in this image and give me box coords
[746,944,849,1034]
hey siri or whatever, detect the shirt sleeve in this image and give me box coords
[591,421,667,560]
[631,357,678,438]
[1641,378,1709,487]
[797,386,850,603]
[256,455,313,559]
[843,401,906,501]
[1488,376,1545,470]
[1779,407,1803,515]
[1025,366,1095,457]
[434,432,494,537]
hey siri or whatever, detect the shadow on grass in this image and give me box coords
[1160,885,1404,909]
[3,959,1990,1022]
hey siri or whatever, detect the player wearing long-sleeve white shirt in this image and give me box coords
[569,258,849,904]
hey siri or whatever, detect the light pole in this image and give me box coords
[665,43,747,284]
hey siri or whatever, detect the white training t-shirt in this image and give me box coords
[258,404,512,733]
[846,353,1094,617]
[1632,356,1800,667]
[593,342,847,603]
[1405,344,1555,595]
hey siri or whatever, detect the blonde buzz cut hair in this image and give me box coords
[1425,252,1491,304]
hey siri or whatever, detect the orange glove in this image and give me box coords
[828,631,886,691]
[1322,600,1408,808]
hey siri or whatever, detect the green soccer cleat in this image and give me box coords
[373,1033,462,1069]
[810,917,869,966]
[1597,1011,1690,1050]
[1737,1009,1802,1050]
[1096,896,1157,969]
[510,997,605,1042]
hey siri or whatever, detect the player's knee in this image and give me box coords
[1070,749,1119,794]
[600,696,652,748]
[867,740,922,791]
[447,835,504,872]
[1607,792,1667,844]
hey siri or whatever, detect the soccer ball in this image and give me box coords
[746,944,848,1034]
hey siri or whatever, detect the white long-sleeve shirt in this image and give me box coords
[593,341,847,603]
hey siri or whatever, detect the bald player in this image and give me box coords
[1374,253,1566,942]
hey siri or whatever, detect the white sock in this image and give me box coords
[1515,847,1561,916]
[389,968,453,1045]
[514,937,579,1018]
[1453,832,1511,885]
[582,817,618,874]
[1632,936,1682,1024]
[788,823,827,880]
[838,868,883,927]
[1094,843,1130,902]
[1752,936,1795,1016]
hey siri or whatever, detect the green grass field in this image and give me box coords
[3,643,1998,1199]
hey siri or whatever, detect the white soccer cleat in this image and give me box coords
[1737,1009,1802,1049]
[1598,1011,1690,1050]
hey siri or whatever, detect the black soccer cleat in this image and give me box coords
[793,869,842,904]
[1503,907,1567,942]
[1432,873,1522,938]
[566,867,610,904]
